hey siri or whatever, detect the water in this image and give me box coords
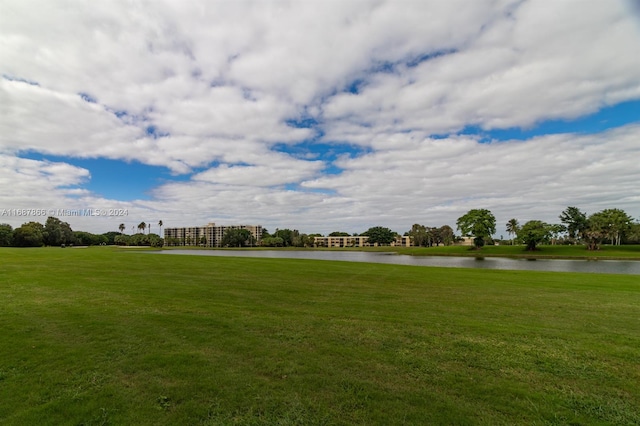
[154,250,640,275]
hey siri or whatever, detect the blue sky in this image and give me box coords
[18,98,640,203]
[1,0,640,235]
[17,154,172,201]
[475,100,640,142]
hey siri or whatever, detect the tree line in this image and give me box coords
[457,206,639,251]
[0,217,164,248]
[2,206,637,250]
[113,221,164,247]
[260,226,415,247]
[258,225,458,247]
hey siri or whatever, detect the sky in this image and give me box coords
[1,0,640,238]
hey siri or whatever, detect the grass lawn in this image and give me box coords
[1,247,639,425]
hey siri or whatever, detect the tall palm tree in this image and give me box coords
[137,222,146,234]
[506,218,520,245]
[118,223,125,234]
[158,220,163,238]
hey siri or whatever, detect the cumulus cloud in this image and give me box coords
[1,0,639,235]
[0,155,90,197]
[193,159,325,187]
[141,124,640,235]
[0,155,89,227]
[322,0,640,139]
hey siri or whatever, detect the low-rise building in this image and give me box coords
[164,223,262,247]
[314,235,413,247]
[455,237,475,246]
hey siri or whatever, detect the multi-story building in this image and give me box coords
[314,235,413,247]
[164,223,262,247]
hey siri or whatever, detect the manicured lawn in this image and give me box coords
[1,247,639,425]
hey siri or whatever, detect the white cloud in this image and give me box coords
[193,158,324,187]
[0,0,639,236]
[135,124,640,236]
[322,0,640,138]
[0,79,143,156]
[0,155,89,227]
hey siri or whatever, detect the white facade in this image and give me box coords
[314,235,412,247]
[164,223,262,247]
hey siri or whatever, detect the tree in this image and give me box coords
[517,220,551,251]
[273,228,296,247]
[221,228,252,247]
[584,211,609,250]
[114,234,131,246]
[12,222,45,247]
[0,223,13,246]
[559,207,587,243]
[430,227,441,246]
[261,228,271,239]
[407,224,430,247]
[73,231,92,246]
[438,225,455,246]
[261,236,284,247]
[328,231,350,236]
[158,220,163,237]
[102,231,121,245]
[456,209,496,249]
[361,226,397,245]
[163,236,180,247]
[130,233,149,246]
[548,224,566,245]
[74,231,107,246]
[626,222,640,244]
[298,234,314,247]
[43,217,74,246]
[137,222,146,234]
[148,234,163,248]
[597,208,633,245]
[119,223,126,234]
[506,219,519,245]
[291,231,310,247]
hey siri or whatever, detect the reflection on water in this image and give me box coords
[155,250,640,275]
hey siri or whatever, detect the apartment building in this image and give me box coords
[314,235,413,247]
[164,223,262,247]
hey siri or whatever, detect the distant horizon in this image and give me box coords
[4,205,636,243]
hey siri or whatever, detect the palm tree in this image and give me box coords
[137,222,146,234]
[506,218,520,245]
[118,223,125,234]
[158,220,163,238]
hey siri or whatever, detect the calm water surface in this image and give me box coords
[156,250,640,275]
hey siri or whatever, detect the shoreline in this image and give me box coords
[156,245,640,261]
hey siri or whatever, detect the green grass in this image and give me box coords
[1,247,639,425]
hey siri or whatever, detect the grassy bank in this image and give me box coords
[163,244,640,260]
[1,247,639,425]
[335,244,640,260]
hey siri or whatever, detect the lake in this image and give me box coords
[155,250,640,275]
